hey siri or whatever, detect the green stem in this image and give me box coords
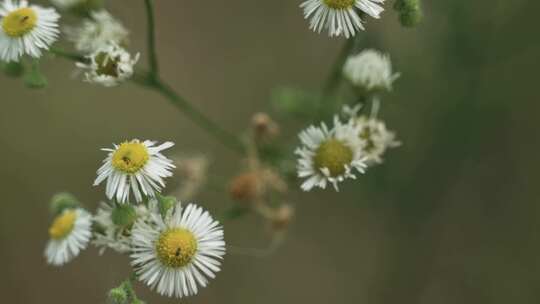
[49,47,86,62]
[133,74,246,154]
[48,49,245,155]
[143,0,159,79]
[316,37,358,121]
[322,38,356,98]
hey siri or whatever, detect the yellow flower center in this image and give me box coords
[49,210,77,240]
[314,139,353,177]
[112,141,149,173]
[2,8,37,38]
[323,0,355,9]
[95,52,120,77]
[155,228,198,268]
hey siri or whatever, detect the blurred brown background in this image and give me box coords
[1,0,540,303]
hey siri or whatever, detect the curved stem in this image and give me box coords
[49,47,86,62]
[316,37,359,121]
[322,38,356,99]
[135,74,246,154]
[49,48,245,154]
[143,0,159,79]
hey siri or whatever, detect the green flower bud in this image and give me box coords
[111,204,137,228]
[1,61,24,77]
[394,0,423,27]
[24,60,47,89]
[156,194,176,219]
[50,192,80,216]
[70,0,105,16]
[108,286,128,304]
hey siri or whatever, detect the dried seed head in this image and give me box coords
[252,112,280,141]
[229,172,261,202]
[271,204,295,231]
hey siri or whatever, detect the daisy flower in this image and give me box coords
[296,117,367,191]
[0,0,60,62]
[300,0,385,38]
[65,10,128,53]
[76,42,139,87]
[355,115,400,164]
[44,208,92,266]
[131,202,226,298]
[94,139,175,204]
[343,49,400,92]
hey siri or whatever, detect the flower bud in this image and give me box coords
[156,194,176,218]
[50,192,80,216]
[24,61,47,89]
[107,286,128,304]
[111,204,137,228]
[271,205,295,231]
[252,112,279,141]
[394,0,423,27]
[1,61,24,77]
[229,172,261,202]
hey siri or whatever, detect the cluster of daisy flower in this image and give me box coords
[0,0,138,87]
[44,139,226,300]
[0,0,422,301]
[296,49,401,191]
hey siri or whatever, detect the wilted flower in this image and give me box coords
[76,42,139,87]
[355,115,400,164]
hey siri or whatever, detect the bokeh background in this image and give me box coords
[1,0,540,303]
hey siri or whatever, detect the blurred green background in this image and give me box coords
[1,0,540,303]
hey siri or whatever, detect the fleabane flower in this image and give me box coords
[44,208,92,266]
[0,0,59,62]
[296,117,367,191]
[343,49,399,92]
[300,0,384,38]
[131,202,225,298]
[76,42,139,87]
[94,139,175,204]
[355,115,400,164]
[65,10,128,53]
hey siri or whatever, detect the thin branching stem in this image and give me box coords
[143,0,159,79]
[132,73,246,153]
[49,47,86,62]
